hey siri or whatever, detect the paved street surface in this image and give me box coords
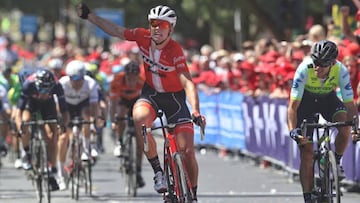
[1,136,360,203]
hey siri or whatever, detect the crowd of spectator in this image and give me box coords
[1,9,360,107]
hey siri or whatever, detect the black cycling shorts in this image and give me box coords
[25,98,57,120]
[66,98,90,119]
[137,83,191,123]
[296,90,347,138]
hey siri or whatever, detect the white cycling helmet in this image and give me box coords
[48,58,63,70]
[65,60,86,80]
[148,5,177,27]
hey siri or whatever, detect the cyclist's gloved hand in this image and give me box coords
[192,112,206,127]
[77,3,91,19]
[289,128,302,144]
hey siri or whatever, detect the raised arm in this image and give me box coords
[340,6,357,42]
[76,3,126,40]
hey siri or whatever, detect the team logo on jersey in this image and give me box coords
[345,82,353,90]
[292,81,299,88]
[292,78,302,88]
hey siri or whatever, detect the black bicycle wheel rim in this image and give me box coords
[164,153,177,202]
[125,135,137,197]
[40,140,51,203]
[32,140,42,203]
[312,153,322,201]
[328,151,340,203]
[73,139,81,200]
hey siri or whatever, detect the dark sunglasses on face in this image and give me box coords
[314,60,333,68]
[70,75,84,81]
[149,19,170,29]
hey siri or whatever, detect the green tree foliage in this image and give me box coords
[0,0,331,50]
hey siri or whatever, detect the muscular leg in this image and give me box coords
[176,131,198,188]
[333,112,350,156]
[299,144,314,193]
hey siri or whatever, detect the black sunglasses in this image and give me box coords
[314,60,333,68]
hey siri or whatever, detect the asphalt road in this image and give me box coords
[1,136,360,203]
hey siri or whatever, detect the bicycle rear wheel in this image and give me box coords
[83,144,92,196]
[326,151,340,203]
[124,134,137,197]
[174,153,193,203]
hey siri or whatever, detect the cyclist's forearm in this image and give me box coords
[88,13,125,39]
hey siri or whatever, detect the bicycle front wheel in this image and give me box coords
[83,144,92,196]
[70,140,81,200]
[31,140,43,203]
[174,153,193,203]
[124,134,137,197]
[40,139,51,203]
[326,151,341,203]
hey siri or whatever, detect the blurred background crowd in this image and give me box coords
[1,0,360,105]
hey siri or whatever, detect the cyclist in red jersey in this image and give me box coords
[77,4,206,202]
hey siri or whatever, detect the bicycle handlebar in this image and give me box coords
[300,116,359,143]
[69,118,94,127]
[22,119,58,126]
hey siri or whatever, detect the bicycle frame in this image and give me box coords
[116,115,138,197]
[301,117,357,203]
[68,117,93,200]
[142,110,200,203]
[22,116,58,203]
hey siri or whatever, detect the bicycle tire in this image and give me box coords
[164,153,177,203]
[312,152,323,201]
[83,144,92,196]
[327,151,341,203]
[40,139,51,203]
[174,153,193,203]
[124,134,137,197]
[31,139,43,203]
[71,139,81,200]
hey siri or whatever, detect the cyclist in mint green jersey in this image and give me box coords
[287,40,359,203]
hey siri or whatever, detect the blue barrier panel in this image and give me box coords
[195,91,219,145]
[197,90,360,183]
[242,96,261,154]
[217,91,246,150]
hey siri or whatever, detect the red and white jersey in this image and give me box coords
[124,28,189,93]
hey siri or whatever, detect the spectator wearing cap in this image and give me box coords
[342,55,360,102]
[236,60,256,95]
[269,60,295,99]
[253,62,272,97]
[192,56,223,95]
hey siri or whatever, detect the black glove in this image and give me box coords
[78,3,91,19]
[192,112,203,126]
[289,128,301,144]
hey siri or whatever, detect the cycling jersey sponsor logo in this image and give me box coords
[345,82,353,90]
[173,56,186,64]
[305,86,333,92]
[292,82,299,88]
